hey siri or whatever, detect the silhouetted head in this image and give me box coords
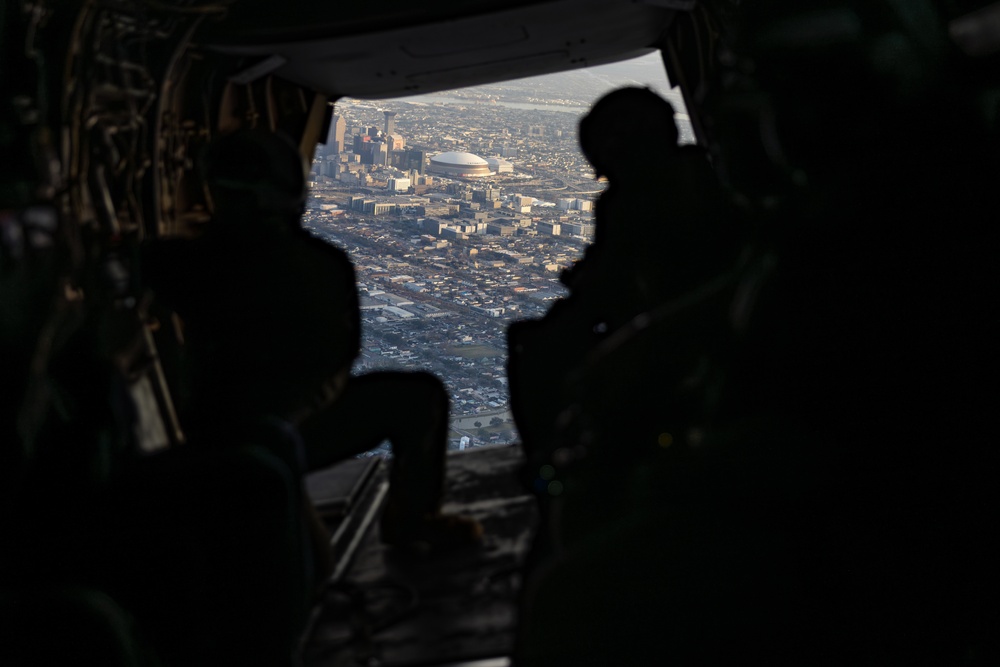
[201,129,308,227]
[579,87,679,179]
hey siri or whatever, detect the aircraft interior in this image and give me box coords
[2,1,999,665]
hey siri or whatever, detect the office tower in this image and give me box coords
[358,141,376,165]
[384,110,396,135]
[386,133,405,152]
[326,114,346,155]
[376,142,388,166]
[404,149,426,174]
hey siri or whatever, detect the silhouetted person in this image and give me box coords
[145,129,481,546]
[518,12,1000,664]
[509,87,739,478]
[510,89,747,665]
[137,129,480,665]
[144,129,483,544]
[136,129,344,664]
[568,87,735,322]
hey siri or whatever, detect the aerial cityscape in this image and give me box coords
[302,53,687,452]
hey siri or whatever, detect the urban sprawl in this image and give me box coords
[304,82,684,452]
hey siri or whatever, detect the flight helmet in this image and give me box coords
[579,87,679,179]
[201,129,308,223]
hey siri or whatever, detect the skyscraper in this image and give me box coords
[372,142,388,166]
[326,114,346,155]
[404,149,426,174]
[354,134,371,154]
[386,133,405,152]
[383,110,396,135]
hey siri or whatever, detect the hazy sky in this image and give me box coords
[551,51,675,98]
[435,50,687,117]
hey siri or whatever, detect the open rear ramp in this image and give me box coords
[303,445,536,666]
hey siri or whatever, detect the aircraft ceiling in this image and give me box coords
[201,0,688,98]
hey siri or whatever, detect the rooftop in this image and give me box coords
[431,151,490,167]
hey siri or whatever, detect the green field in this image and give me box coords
[446,344,504,360]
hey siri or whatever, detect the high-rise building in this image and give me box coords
[357,139,387,165]
[383,110,396,135]
[386,133,405,152]
[372,142,387,166]
[390,149,423,173]
[326,114,346,155]
[404,149,426,174]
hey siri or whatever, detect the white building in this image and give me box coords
[387,177,411,193]
[383,306,416,319]
[486,157,514,174]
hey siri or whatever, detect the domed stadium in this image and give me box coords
[428,151,493,178]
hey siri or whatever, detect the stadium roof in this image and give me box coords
[430,151,490,166]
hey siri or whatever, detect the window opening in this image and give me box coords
[301,52,688,454]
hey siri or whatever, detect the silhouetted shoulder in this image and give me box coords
[294,230,361,358]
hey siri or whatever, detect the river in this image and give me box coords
[398,94,691,122]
